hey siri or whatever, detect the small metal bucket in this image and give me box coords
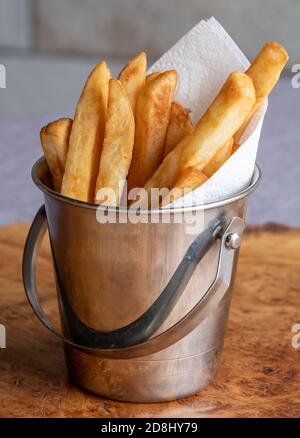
[23,157,261,402]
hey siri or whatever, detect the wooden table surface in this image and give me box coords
[0,223,299,418]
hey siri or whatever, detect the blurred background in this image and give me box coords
[0,0,299,225]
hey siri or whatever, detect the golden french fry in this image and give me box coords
[146,72,162,83]
[95,79,135,206]
[164,101,193,157]
[61,61,111,202]
[144,72,256,194]
[40,118,72,192]
[232,143,240,154]
[127,70,177,190]
[160,167,207,207]
[234,41,288,142]
[118,52,146,115]
[203,137,233,177]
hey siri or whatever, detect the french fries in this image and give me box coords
[203,137,233,177]
[232,143,240,154]
[164,101,193,157]
[127,70,177,190]
[160,167,208,207]
[39,40,288,208]
[144,72,256,195]
[118,52,146,115]
[146,72,162,83]
[234,41,288,142]
[40,118,72,192]
[61,61,111,202]
[95,79,135,206]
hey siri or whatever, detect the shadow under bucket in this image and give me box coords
[23,157,261,402]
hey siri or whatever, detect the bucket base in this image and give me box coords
[64,343,223,403]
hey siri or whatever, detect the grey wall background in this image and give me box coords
[0,0,298,65]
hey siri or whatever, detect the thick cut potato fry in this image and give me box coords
[95,79,135,206]
[146,72,162,83]
[118,52,146,115]
[160,167,207,207]
[40,118,72,192]
[203,137,233,177]
[234,41,288,142]
[232,143,240,154]
[164,101,193,157]
[61,61,111,202]
[127,70,177,190]
[144,72,256,195]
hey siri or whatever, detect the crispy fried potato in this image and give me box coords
[160,167,207,207]
[234,41,288,142]
[203,137,233,177]
[95,79,135,206]
[144,72,256,195]
[232,143,240,154]
[127,70,177,191]
[118,52,146,115]
[146,72,162,83]
[40,118,72,192]
[61,61,111,202]
[164,101,193,157]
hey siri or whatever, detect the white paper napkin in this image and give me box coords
[148,17,267,206]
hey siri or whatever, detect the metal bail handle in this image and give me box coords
[23,205,245,360]
[52,211,225,349]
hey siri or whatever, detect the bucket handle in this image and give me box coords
[23,205,244,359]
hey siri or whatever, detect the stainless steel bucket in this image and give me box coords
[23,157,261,402]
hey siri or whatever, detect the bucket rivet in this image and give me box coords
[225,233,241,250]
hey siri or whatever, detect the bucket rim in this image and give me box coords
[32,156,261,214]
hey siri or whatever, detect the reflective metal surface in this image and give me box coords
[23,157,261,402]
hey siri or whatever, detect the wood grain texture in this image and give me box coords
[0,223,299,418]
